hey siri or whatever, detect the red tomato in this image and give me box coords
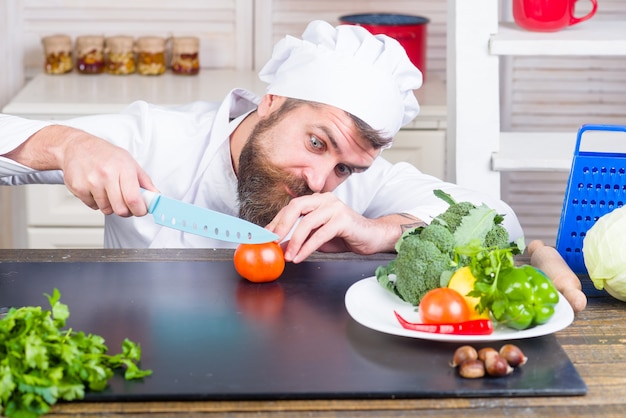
[419,287,471,324]
[233,242,285,283]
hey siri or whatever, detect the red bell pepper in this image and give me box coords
[394,311,494,335]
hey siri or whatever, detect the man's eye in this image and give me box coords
[310,135,324,150]
[336,164,353,176]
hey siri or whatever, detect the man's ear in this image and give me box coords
[257,94,286,118]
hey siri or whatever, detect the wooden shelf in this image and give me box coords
[487,20,626,174]
[492,128,626,172]
[4,70,447,130]
[492,132,576,172]
[490,21,626,56]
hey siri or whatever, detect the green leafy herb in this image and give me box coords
[0,289,152,418]
[459,243,518,318]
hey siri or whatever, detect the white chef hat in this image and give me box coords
[258,20,422,139]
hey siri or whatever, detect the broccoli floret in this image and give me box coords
[432,201,476,232]
[433,191,513,250]
[483,224,510,249]
[394,238,454,305]
[419,223,455,254]
[376,224,456,306]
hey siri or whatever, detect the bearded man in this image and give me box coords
[0,20,522,263]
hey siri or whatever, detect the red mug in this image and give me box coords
[513,0,598,32]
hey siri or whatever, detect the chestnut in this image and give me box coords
[458,359,485,379]
[450,345,478,368]
[499,344,528,367]
[484,353,514,377]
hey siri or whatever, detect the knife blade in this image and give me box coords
[141,189,278,244]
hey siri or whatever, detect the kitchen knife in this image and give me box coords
[141,189,278,244]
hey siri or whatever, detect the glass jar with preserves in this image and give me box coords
[105,36,136,75]
[42,35,73,74]
[75,35,105,74]
[171,36,200,75]
[136,36,166,75]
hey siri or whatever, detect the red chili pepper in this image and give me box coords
[394,311,494,335]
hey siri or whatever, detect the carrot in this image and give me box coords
[528,240,587,313]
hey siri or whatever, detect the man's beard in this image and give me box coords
[237,123,312,226]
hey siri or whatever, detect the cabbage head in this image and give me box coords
[583,206,626,301]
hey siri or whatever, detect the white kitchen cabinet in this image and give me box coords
[447,0,626,199]
[382,130,446,180]
[26,184,103,227]
[28,226,105,249]
[3,70,446,248]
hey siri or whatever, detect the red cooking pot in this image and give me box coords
[339,13,429,77]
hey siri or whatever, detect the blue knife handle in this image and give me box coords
[141,189,160,213]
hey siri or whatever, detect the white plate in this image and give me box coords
[344,276,575,343]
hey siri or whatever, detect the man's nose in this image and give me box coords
[303,165,332,193]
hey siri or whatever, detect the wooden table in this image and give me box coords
[1,248,625,417]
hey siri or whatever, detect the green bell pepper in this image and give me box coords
[495,265,559,330]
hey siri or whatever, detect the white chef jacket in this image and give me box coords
[0,89,524,248]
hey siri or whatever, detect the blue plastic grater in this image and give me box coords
[556,124,626,276]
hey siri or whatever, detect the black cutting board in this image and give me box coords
[0,259,586,401]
